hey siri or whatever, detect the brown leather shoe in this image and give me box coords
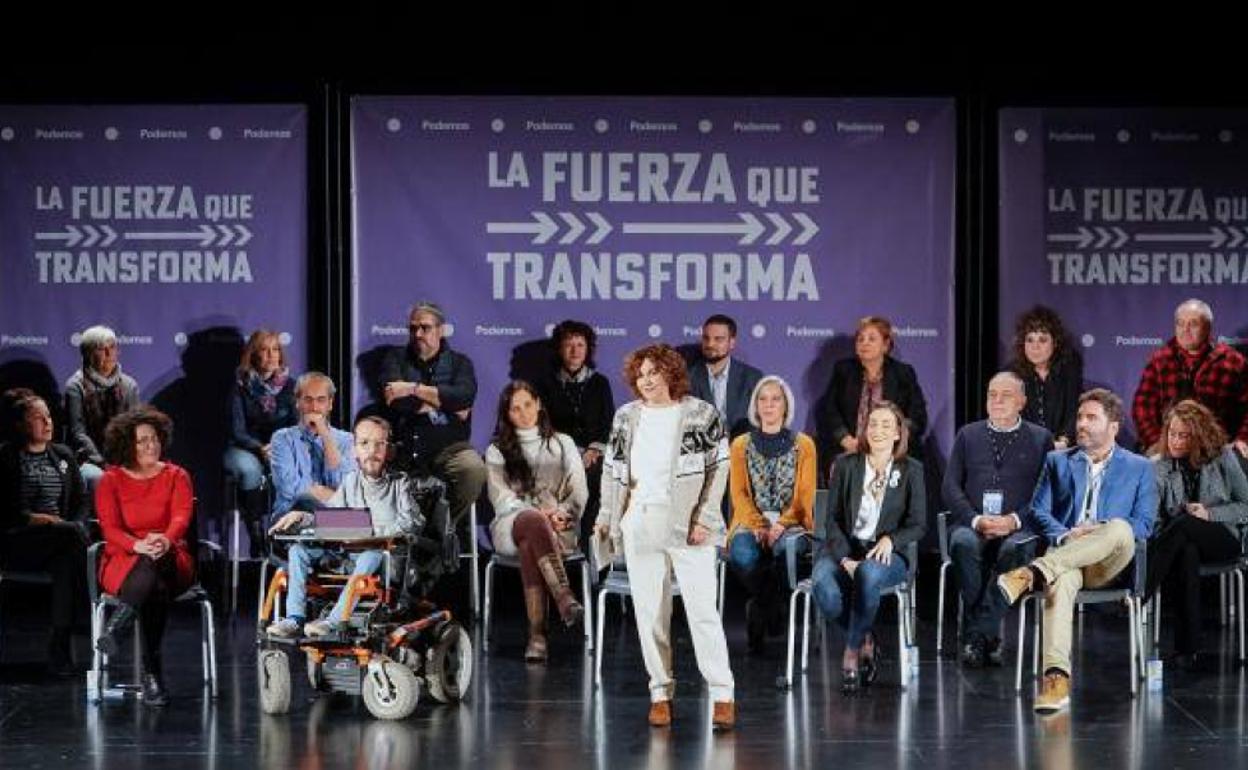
[997,566,1035,606]
[712,700,735,731]
[523,587,548,663]
[648,700,672,727]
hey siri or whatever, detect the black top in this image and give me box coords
[380,340,478,472]
[820,355,929,458]
[229,373,298,451]
[0,442,86,531]
[821,453,927,564]
[1011,355,1083,445]
[537,369,615,452]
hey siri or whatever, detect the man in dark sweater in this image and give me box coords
[379,302,486,529]
[942,371,1053,667]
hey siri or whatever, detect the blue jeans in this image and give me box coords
[80,462,105,518]
[811,550,909,650]
[223,447,266,491]
[949,526,1039,639]
[728,529,811,595]
[285,545,384,624]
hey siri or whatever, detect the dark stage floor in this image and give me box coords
[1,565,1246,769]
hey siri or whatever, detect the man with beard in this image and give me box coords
[996,389,1156,714]
[688,314,763,439]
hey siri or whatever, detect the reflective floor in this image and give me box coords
[1,567,1246,769]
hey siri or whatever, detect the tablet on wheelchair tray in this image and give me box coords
[315,508,374,539]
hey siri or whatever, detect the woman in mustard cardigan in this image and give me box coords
[726,375,817,654]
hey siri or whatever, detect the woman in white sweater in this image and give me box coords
[486,380,588,662]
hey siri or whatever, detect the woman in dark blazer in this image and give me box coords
[0,388,88,675]
[810,401,926,693]
[821,316,928,464]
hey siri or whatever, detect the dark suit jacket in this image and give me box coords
[821,453,927,564]
[821,355,928,457]
[0,441,87,530]
[688,357,764,438]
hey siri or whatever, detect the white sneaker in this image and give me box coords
[303,619,342,638]
[266,618,301,638]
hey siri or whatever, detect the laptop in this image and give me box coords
[314,508,374,539]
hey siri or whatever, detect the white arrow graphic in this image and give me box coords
[1227,227,1246,249]
[487,212,559,244]
[792,213,819,245]
[765,213,792,246]
[584,212,612,244]
[557,212,585,245]
[1135,227,1228,249]
[1046,227,1095,250]
[80,224,101,247]
[35,225,84,247]
[216,224,235,247]
[99,224,117,247]
[622,213,766,245]
[124,224,217,247]
[234,224,253,247]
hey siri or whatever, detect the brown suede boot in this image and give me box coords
[523,586,548,663]
[537,554,584,627]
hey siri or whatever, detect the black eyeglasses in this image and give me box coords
[409,323,439,334]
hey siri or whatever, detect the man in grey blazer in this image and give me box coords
[688,314,764,439]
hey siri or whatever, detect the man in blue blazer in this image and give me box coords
[687,314,764,439]
[997,388,1156,714]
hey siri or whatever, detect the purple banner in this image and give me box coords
[0,105,307,522]
[352,97,955,457]
[999,109,1248,442]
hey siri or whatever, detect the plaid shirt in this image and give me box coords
[1132,338,1248,448]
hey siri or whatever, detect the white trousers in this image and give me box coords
[620,503,734,703]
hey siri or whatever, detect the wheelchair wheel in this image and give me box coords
[258,650,292,715]
[362,656,420,720]
[426,621,472,703]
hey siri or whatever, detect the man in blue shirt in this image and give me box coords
[997,388,1156,714]
[269,372,356,521]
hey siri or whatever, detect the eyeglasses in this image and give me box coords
[409,323,439,334]
[136,435,161,446]
[355,439,390,449]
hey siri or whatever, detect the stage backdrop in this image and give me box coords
[999,109,1248,443]
[352,97,956,460]
[0,104,307,525]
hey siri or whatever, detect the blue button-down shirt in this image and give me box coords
[269,424,356,520]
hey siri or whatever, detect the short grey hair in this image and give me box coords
[79,325,117,363]
[295,371,336,399]
[988,370,1026,396]
[1175,298,1213,328]
[408,302,446,324]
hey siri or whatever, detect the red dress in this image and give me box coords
[95,463,196,596]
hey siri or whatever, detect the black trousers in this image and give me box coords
[0,522,88,631]
[116,555,181,666]
[1146,514,1242,654]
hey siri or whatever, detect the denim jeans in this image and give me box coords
[811,550,909,650]
[948,526,1038,639]
[285,544,384,623]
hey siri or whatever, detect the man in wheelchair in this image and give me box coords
[266,415,429,638]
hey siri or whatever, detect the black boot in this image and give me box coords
[141,655,168,707]
[95,604,138,657]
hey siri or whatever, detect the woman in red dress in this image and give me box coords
[93,405,194,706]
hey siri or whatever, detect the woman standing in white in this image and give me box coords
[595,344,735,731]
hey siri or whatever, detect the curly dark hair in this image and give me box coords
[103,405,173,467]
[1156,399,1227,467]
[551,319,598,367]
[623,344,690,401]
[1011,305,1074,375]
[491,381,555,496]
